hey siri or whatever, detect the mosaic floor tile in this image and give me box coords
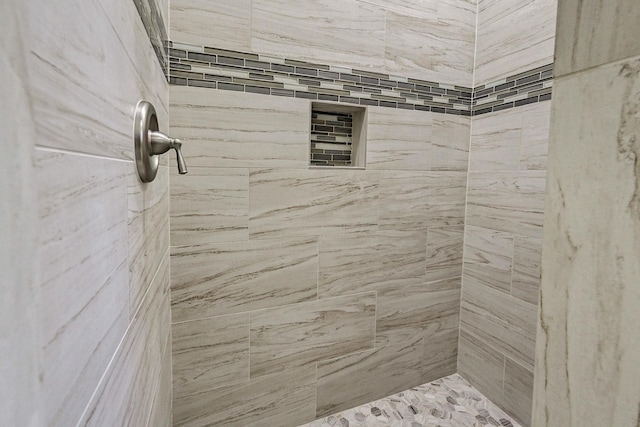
[299,374,520,427]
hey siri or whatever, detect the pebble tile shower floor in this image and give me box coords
[299,374,520,427]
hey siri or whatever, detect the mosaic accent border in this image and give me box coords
[132,0,168,73]
[167,41,553,116]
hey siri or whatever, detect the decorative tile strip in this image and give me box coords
[472,64,553,115]
[167,41,553,116]
[310,112,353,166]
[132,0,168,73]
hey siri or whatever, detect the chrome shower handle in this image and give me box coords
[149,131,188,175]
[134,100,188,182]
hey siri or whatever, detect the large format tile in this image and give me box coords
[172,313,249,400]
[555,0,640,76]
[29,0,167,160]
[169,167,249,246]
[426,226,464,282]
[364,0,439,20]
[170,87,309,169]
[366,107,432,171]
[533,57,640,427]
[422,327,459,383]
[249,293,376,377]
[503,358,534,426]
[474,0,556,83]
[466,171,547,239]
[128,163,170,315]
[379,171,467,231]
[148,336,173,427]
[520,102,550,171]
[318,232,426,298]
[431,114,471,171]
[316,338,424,417]
[170,0,251,51]
[457,330,505,407]
[249,168,380,239]
[251,0,386,70]
[37,150,129,427]
[173,366,316,427]
[78,253,171,427]
[511,235,542,304]
[385,7,475,86]
[469,108,522,172]
[463,225,514,294]
[376,277,461,347]
[461,276,537,370]
[171,237,318,322]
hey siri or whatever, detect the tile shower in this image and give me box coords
[6,0,640,426]
[167,0,556,426]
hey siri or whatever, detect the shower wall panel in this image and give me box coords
[30,0,172,425]
[169,86,471,426]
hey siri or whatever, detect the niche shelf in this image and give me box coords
[309,102,367,168]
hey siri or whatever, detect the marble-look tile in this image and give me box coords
[555,0,640,76]
[461,276,537,370]
[469,107,522,172]
[376,278,460,347]
[128,163,169,315]
[318,232,426,298]
[363,0,439,20]
[169,167,248,246]
[250,292,376,378]
[503,358,534,426]
[379,171,467,231]
[148,333,173,427]
[533,57,640,427]
[172,313,249,400]
[169,86,309,169]
[457,330,505,408]
[173,366,316,427]
[511,235,541,305]
[520,102,550,171]
[422,328,459,383]
[29,0,167,160]
[463,225,514,293]
[36,149,129,427]
[466,171,547,239]
[431,115,471,171]
[1,3,39,426]
[78,253,171,427]
[171,237,318,322]
[366,107,432,171]
[426,226,464,282]
[170,0,251,51]
[305,373,521,427]
[474,0,556,84]
[385,7,475,86]
[252,0,386,70]
[249,168,380,239]
[316,338,424,417]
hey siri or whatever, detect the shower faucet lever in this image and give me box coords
[149,131,188,174]
[133,100,189,182]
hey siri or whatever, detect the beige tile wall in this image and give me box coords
[460,101,551,426]
[170,0,477,86]
[474,0,557,85]
[533,1,640,421]
[169,86,471,425]
[30,0,171,425]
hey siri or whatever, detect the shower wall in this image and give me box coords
[533,0,640,425]
[29,0,172,425]
[458,0,556,425]
[168,1,475,425]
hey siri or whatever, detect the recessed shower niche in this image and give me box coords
[309,102,367,168]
